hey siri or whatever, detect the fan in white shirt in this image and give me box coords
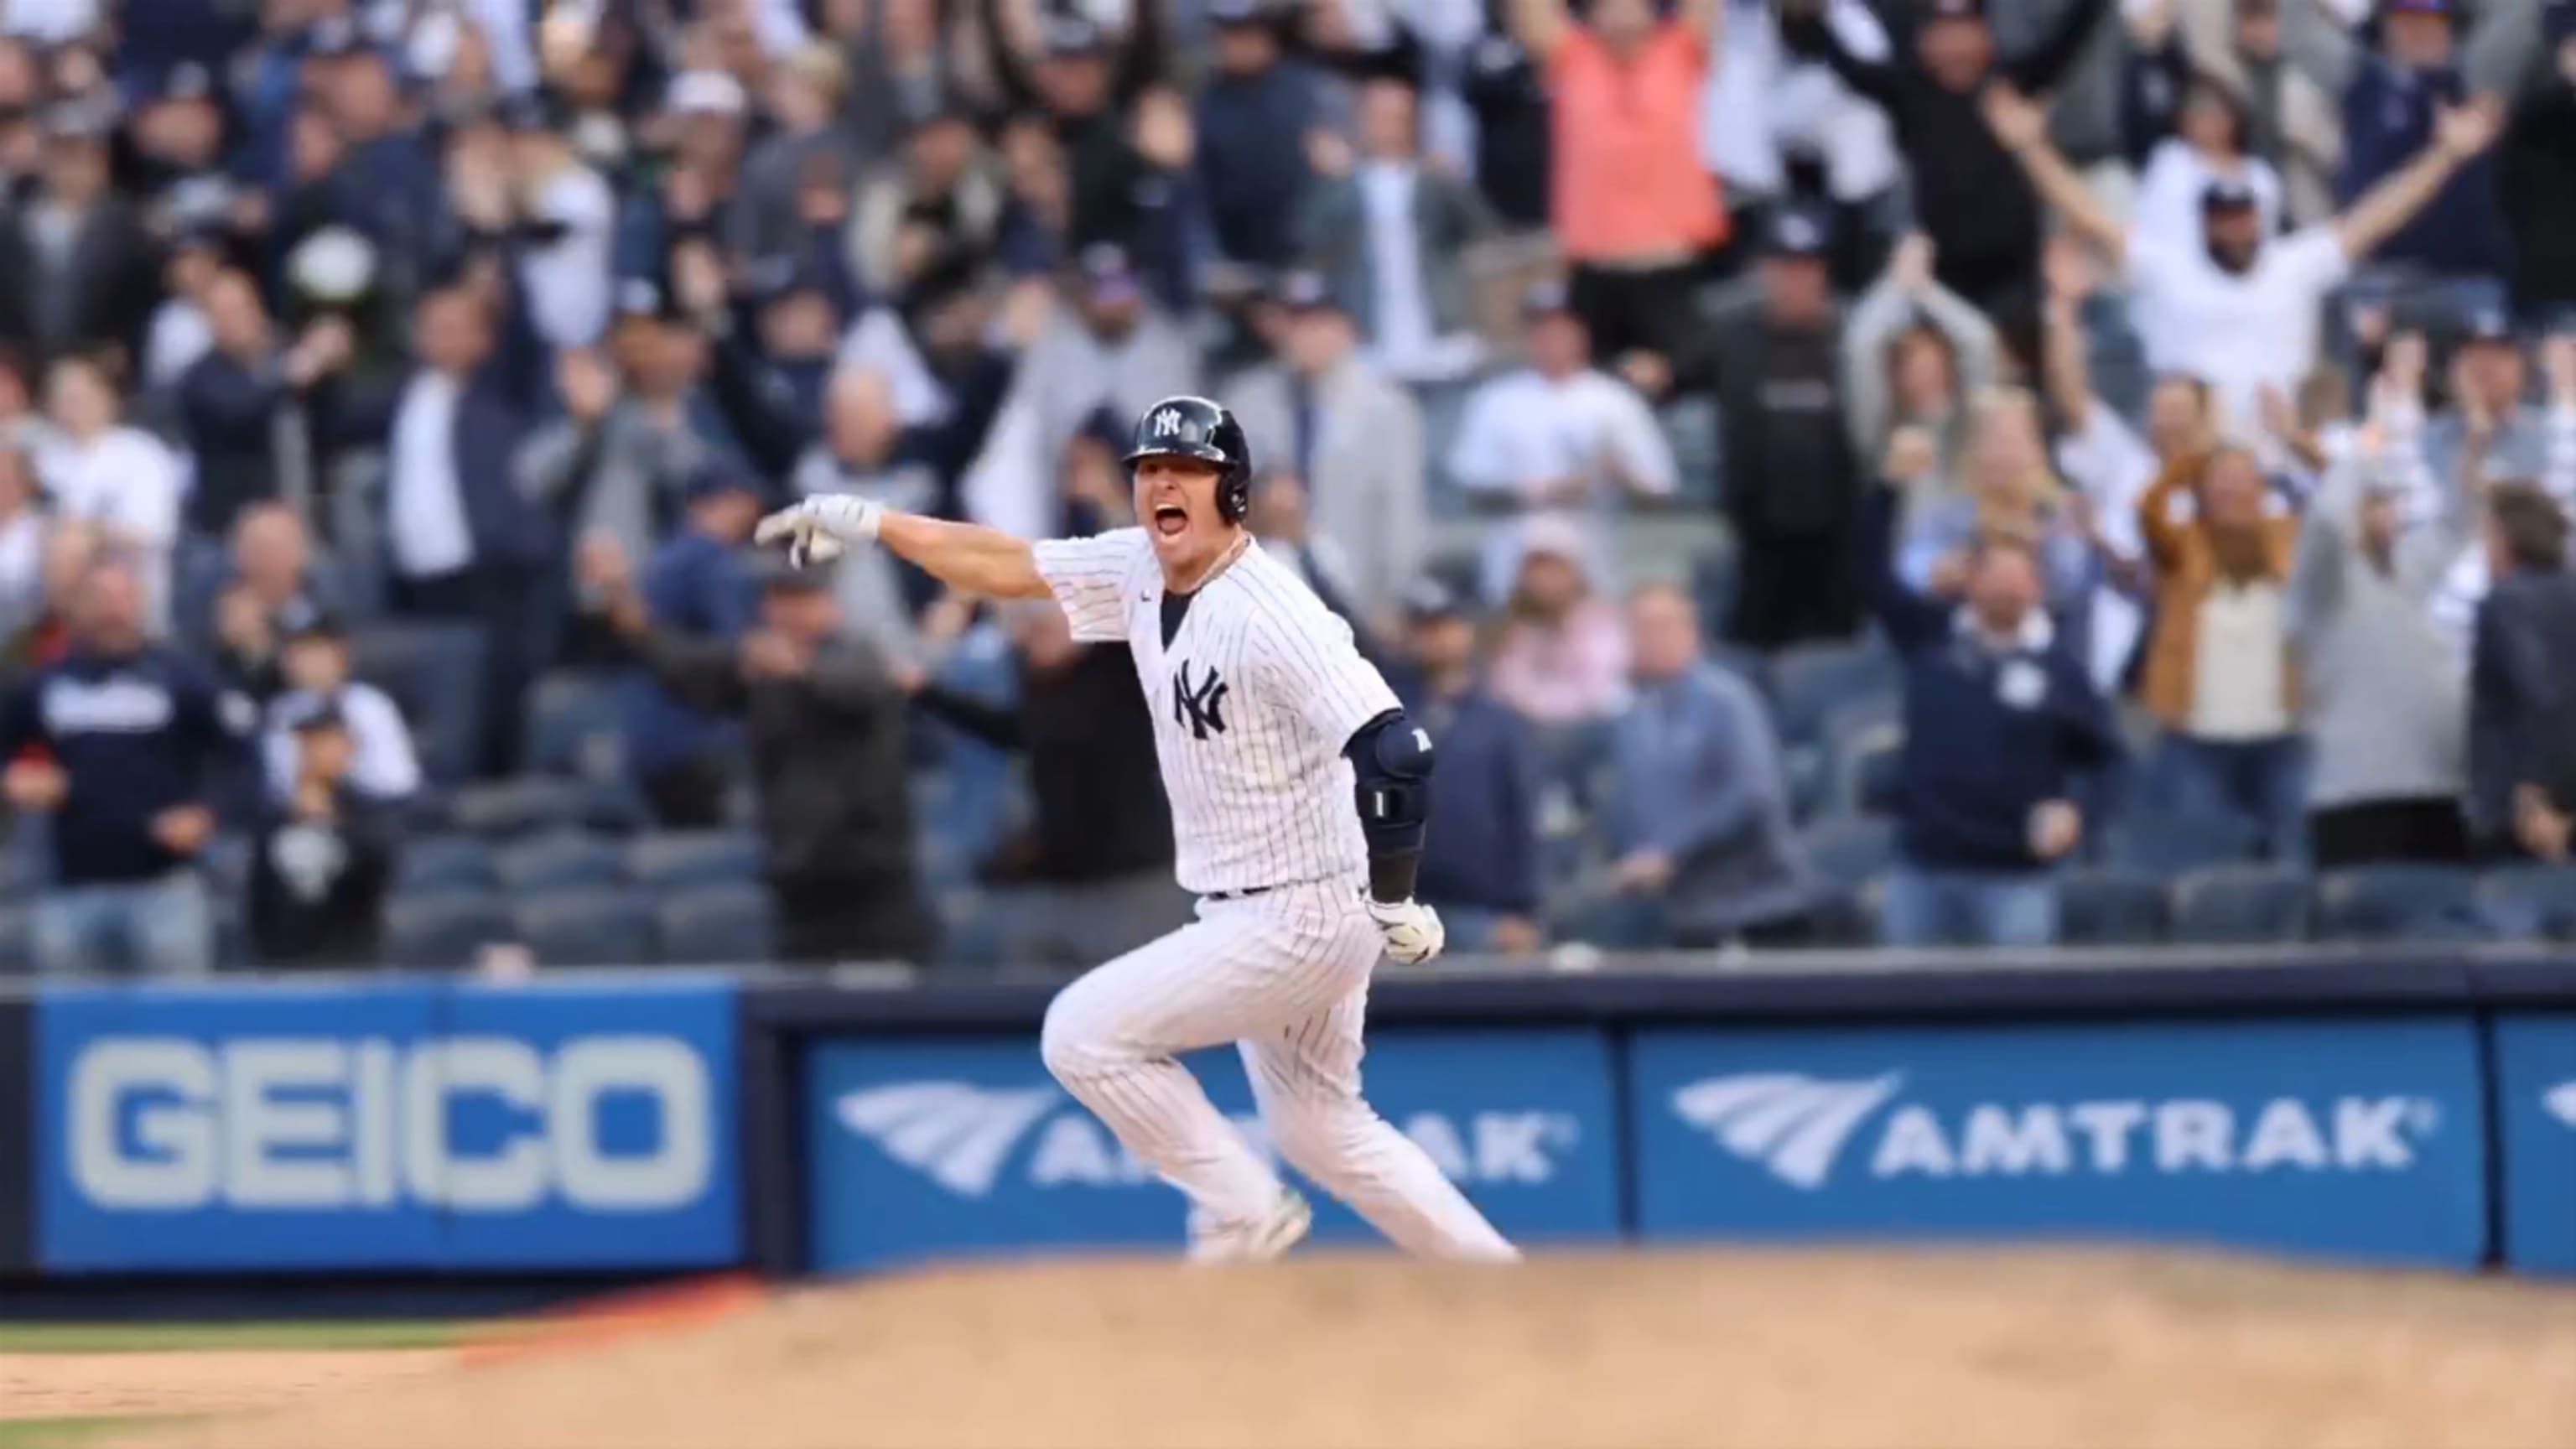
[1986,82,2501,435]
[1446,285,1678,599]
[36,357,182,627]
[506,117,617,350]
[2127,83,2288,371]
[1700,0,1898,206]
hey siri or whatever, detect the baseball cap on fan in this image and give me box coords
[2199,178,2261,214]
[1520,278,1576,320]
[1079,242,1142,305]
[1402,578,1467,625]
[667,69,748,119]
[1042,13,1111,55]
[614,276,696,326]
[40,93,117,145]
[136,60,218,110]
[1275,269,1344,314]
[1514,513,1593,570]
[683,460,766,507]
[304,14,371,60]
[1766,207,1832,261]
[2457,307,2519,351]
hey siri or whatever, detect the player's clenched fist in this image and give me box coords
[755,496,882,568]
[1367,897,1446,964]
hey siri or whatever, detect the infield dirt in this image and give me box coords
[80,1249,2576,1449]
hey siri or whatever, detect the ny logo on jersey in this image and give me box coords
[1172,662,1229,740]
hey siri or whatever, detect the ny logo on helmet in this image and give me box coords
[1152,408,1184,438]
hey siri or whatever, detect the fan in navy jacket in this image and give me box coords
[0,554,247,976]
[1862,428,2122,948]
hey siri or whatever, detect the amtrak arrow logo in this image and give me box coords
[1673,1073,1906,1189]
[835,1082,1062,1197]
[2546,1081,2576,1130]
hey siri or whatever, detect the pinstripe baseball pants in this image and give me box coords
[1039,879,1518,1260]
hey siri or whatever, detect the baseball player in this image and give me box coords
[758,395,1518,1263]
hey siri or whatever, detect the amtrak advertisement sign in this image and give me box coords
[35,976,741,1272]
[1628,1017,2486,1265]
[2490,1013,2576,1273]
[804,1030,1619,1268]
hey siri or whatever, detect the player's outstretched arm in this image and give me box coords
[755,496,1053,600]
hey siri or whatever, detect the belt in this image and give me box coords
[1202,885,1278,902]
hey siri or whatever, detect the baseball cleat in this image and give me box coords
[1188,1187,1312,1265]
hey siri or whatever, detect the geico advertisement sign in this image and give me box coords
[69,1035,712,1213]
[34,978,743,1272]
[1629,1017,2488,1265]
[805,1030,1622,1267]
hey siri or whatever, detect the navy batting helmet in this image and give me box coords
[1125,395,1254,523]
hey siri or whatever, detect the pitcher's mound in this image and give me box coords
[117,1249,2576,1449]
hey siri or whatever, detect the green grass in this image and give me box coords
[0,1416,172,1449]
[0,1321,484,1354]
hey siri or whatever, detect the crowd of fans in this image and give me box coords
[3,0,2576,974]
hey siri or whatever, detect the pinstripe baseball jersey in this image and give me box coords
[1032,527,1400,896]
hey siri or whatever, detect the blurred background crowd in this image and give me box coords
[4,0,2576,975]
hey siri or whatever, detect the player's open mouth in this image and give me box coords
[1152,504,1188,538]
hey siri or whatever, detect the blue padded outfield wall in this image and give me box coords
[771,962,2576,1277]
[9,958,2576,1278]
[805,1030,1623,1268]
[1626,1020,2486,1262]
[2492,1012,2576,1272]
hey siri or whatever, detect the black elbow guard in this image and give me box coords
[1348,709,1434,860]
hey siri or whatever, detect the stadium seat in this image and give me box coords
[2168,865,2312,945]
[523,671,631,782]
[493,831,626,895]
[627,831,764,891]
[397,834,498,894]
[201,834,253,901]
[210,896,250,970]
[1801,814,1895,887]
[2107,811,2262,875]
[1691,553,1739,647]
[1707,641,1767,693]
[2057,870,2172,946]
[347,623,487,789]
[1767,640,1897,743]
[1784,743,1833,823]
[0,823,42,903]
[656,884,775,964]
[1826,703,1903,818]
[2478,865,2576,942]
[2314,865,2483,943]
[445,776,641,839]
[512,888,655,968]
[1659,395,1722,507]
[0,905,30,974]
[382,891,512,969]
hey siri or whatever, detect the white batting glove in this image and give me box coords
[754,496,883,569]
[1367,897,1446,964]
